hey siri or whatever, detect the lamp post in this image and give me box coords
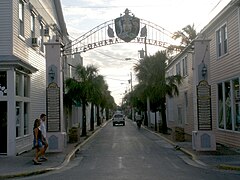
[124,58,139,61]
[124,47,149,124]
[130,72,134,121]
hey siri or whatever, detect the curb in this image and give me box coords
[217,164,240,171]
[141,125,206,166]
[0,121,110,179]
[142,124,240,171]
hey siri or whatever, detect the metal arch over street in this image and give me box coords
[63,9,177,55]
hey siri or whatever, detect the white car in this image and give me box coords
[112,114,125,126]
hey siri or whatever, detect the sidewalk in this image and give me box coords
[143,125,240,171]
[0,123,104,179]
[1,121,240,179]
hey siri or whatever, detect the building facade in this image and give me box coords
[0,0,70,156]
[166,46,195,140]
[166,0,240,148]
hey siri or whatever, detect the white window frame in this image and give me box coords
[30,12,36,38]
[217,77,240,132]
[19,0,24,37]
[176,62,181,75]
[40,21,45,52]
[15,72,30,137]
[182,56,188,77]
[177,105,183,125]
[184,91,188,124]
[216,23,228,58]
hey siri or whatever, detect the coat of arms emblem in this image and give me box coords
[114,9,140,42]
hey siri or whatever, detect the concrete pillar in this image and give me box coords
[45,41,66,152]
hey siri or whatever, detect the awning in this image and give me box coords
[0,55,38,74]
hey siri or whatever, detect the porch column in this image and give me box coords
[7,68,16,156]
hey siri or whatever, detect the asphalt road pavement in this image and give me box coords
[18,120,240,180]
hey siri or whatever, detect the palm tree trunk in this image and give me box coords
[155,111,157,131]
[97,105,101,126]
[147,97,151,127]
[81,100,87,136]
[144,111,148,126]
[106,109,109,120]
[160,100,168,134]
[90,103,94,131]
[100,107,104,124]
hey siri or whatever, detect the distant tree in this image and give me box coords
[65,64,99,136]
[89,75,105,130]
[134,51,182,133]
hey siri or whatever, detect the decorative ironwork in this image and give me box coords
[63,9,176,55]
[115,8,140,42]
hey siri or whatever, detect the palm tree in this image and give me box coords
[134,51,182,133]
[89,75,105,131]
[167,24,197,54]
[65,64,99,136]
[172,24,197,46]
[99,83,111,123]
[91,76,108,126]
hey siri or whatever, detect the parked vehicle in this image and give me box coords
[112,113,125,126]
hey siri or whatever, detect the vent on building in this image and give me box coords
[44,27,49,36]
[32,37,40,47]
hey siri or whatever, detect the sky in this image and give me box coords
[60,0,231,105]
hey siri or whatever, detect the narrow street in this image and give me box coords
[19,120,240,180]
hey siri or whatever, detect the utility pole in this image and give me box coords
[130,72,134,121]
[144,36,151,128]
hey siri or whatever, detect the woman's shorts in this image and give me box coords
[33,139,43,148]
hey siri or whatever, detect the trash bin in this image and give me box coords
[173,127,185,142]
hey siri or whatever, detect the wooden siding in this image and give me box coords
[184,54,194,136]
[0,0,13,54]
[216,130,240,147]
[166,52,195,136]
[12,0,32,61]
[10,0,65,154]
[38,0,58,24]
[206,6,240,147]
[29,48,46,118]
[210,10,240,83]
[12,0,61,62]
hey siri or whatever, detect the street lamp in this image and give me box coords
[124,57,139,61]
[48,67,55,82]
[202,63,207,78]
[138,48,145,59]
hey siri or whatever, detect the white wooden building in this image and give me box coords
[0,0,71,156]
[166,0,240,148]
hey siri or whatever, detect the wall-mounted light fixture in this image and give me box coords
[202,63,207,78]
[49,67,55,81]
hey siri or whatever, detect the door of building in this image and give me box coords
[0,101,7,154]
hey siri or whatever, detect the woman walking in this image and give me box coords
[32,119,44,165]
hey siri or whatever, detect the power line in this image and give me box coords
[209,0,223,14]
[93,49,124,60]
[104,77,130,82]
